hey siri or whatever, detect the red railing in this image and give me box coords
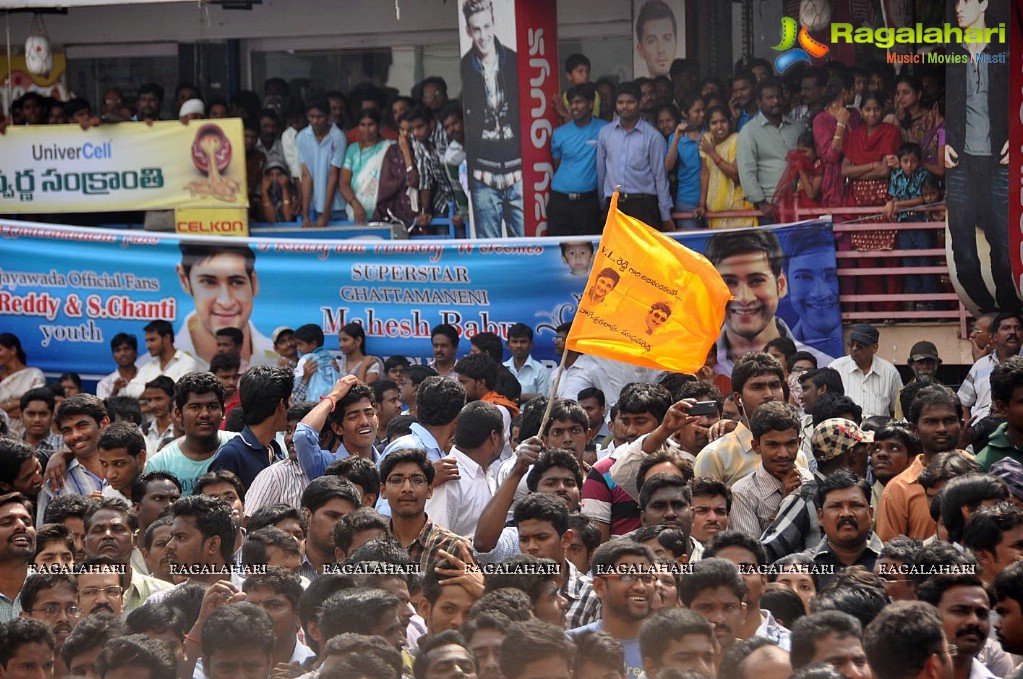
[669,204,969,337]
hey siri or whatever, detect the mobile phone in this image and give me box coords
[689,401,718,416]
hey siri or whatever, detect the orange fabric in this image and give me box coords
[482,390,520,417]
[566,192,731,374]
[875,455,934,541]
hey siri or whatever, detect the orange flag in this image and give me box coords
[566,192,732,373]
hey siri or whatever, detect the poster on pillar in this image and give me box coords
[457,0,559,238]
[945,0,1019,314]
[632,0,685,79]
[1008,0,1023,311]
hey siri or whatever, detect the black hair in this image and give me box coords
[209,352,241,375]
[125,603,185,641]
[812,394,862,427]
[755,77,784,101]
[507,322,533,342]
[811,575,889,628]
[499,620,575,679]
[873,422,921,457]
[468,332,504,363]
[34,523,75,558]
[513,492,570,536]
[332,507,389,554]
[616,81,641,101]
[242,566,305,609]
[799,368,845,396]
[679,557,747,607]
[577,387,605,408]
[790,610,863,669]
[749,401,801,440]
[991,355,1023,406]
[731,352,784,398]
[639,608,714,666]
[0,437,38,489]
[906,384,960,425]
[60,612,129,669]
[993,560,1023,609]
[170,494,236,564]
[787,351,818,373]
[416,376,466,426]
[454,354,499,391]
[201,602,276,660]
[318,587,400,642]
[142,320,174,339]
[0,618,54,666]
[96,421,146,458]
[705,529,768,568]
[617,382,672,422]
[43,494,94,524]
[56,394,107,428]
[706,229,784,278]
[638,472,691,513]
[172,371,225,412]
[637,449,694,494]
[19,386,55,414]
[300,475,361,513]
[324,456,381,502]
[565,52,591,72]
[917,572,987,607]
[84,496,138,534]
[194,469,245,501]
[143,376,176,399]
[430,323,460,348]
[864,601,953,679]
[816,468,870,508]
[691,476,731,510]
[96,634,177,679]
[962,503,1023,556]
[468,589,533,622]
[293,323,325,348]
[19,572,78,612]
[247,502,308,537]
[240,365,294,425]
[760,583,807,629]
[296,574,349,653]
[718,637,776,679]
[939,473,1009,543]
[896,141,922,161]
[525,448,583,493]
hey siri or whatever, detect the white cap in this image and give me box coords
[178,98,205,118]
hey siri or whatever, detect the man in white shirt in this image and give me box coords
[125,320,201,399]
[556,353,663,410]
[828,324,902,419]
[425,401,504,536]
[959,312,1023,424]
[95,333,139,401]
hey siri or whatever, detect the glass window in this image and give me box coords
[66,44,178,119]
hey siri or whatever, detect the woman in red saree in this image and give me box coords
[841,92,902,312]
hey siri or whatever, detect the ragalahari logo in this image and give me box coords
[772,17,829,72]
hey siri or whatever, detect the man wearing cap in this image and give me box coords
[759,417,871,561]
[796,468,882,589]
[894,341,943,420]
[828,324,903,419]
[959,312,1023,425]
[272,327,298,370]
[258,158,297,223]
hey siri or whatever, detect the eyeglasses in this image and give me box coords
[79,586,123,598]
[946,645,958,658]
[385,475,428,487]
[601,573,655,585]
[26,604,81,616]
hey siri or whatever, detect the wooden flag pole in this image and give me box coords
[535,186,619,436]
[536,341,571,439]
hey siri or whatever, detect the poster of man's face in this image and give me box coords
[633,0,685,79]
[458,0,515,63]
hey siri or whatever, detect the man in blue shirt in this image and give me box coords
[208,365,291,491]
[596,81,674,231]
[297,97,346,227]
[549,83,607,236]
[294,376,381,480]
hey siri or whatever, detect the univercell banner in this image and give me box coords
[0,120,248,213]
[0,219,840,379]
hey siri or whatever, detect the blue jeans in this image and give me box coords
[897,224,940,296]
[946,155,1014,310]
[470,177,524,238]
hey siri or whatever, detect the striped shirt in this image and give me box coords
[582,455,641,537]
[729,464,813,538]
[958,353,1001,422]
[828,355,903,419]
[244,457,310,516]
[35,459,104,527]
[692,423,810,490]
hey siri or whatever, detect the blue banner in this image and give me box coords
[0,219,840,379]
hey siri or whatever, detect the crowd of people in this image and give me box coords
[6,48,946,240]
[0,301,1021,679]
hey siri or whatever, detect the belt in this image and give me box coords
[554,190,597,201]
[618,193,657,202]
[472,169,522,190]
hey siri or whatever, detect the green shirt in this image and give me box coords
[976,422,1023,471]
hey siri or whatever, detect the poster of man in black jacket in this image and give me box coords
[945,0,1018,312]
[459,0,524,239]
